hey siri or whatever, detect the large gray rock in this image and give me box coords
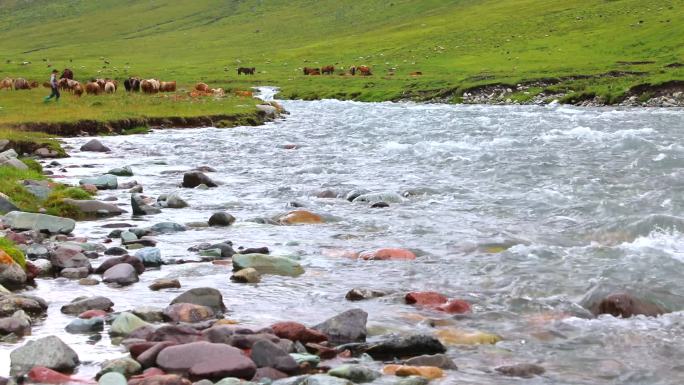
[148,222,186,234]
[81,139,111,152]
[63,199,126,217]
[65,317,104,333]
[80,175,118,190]
[134,247,162,267]
[0,310,31,337]
[0,158,28,171]
[23,180,52,200]
[0,294,48,318]
[170,287,226,315]
[131,194,161,215]
[156,341,256,380]
[165,193,188,209]
[3,211,76,234]
[182,172,217,188]
[61,296,114,315]
[103,263,139,286]
[10,335,79,374]
[250,339,298,374]
[50,244,92,270]
[0,192,20,214]
[313,309,367,345]
[0,262,27,290]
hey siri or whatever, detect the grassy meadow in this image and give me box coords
[0,0,682,104]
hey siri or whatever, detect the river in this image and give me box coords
[2,91,684,384]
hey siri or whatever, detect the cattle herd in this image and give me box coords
[0,64,375,96]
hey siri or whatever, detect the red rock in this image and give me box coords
[25,261,39,280]
[128,342,159,359]
[436,299,472,314]
[156,341,256,380]
[79,309,108,319]
[305,343,337,359]
[136,342,176,369]
[27,367,94,384]
[405,292,448,306]
[358,248,416,261]
[131,368,166,380]
[6,231,28,245]
[271,322,327,343]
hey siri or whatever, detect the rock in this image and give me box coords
[370,202,389,208]
[136,341,176,369]
[149,325,202,344]
[135,248,163,267]
[404,292,471,314]
[80,175,119,190]
[96,255,145,275]
[132,194,162,215]
[165,193,188,209]
[60,267,90,279]
[163,303,215,323]
[121,230,139,243]
[9,335,79,374]
[345,288,386,301]
[358,248,416,261]
[588,292,665,318]
[252,367,288,382]
[111,312,152,336]
[365,335,446,360]
[79,309,108,319]
[303,374,351,385]
[383,365,444,380]
[238,247,269,255]
[130,375,191,385]
[230,268,260,283]
[327,365,381,383]
[156,341,256,380]
[275,210,323,225]
[0,294,48,318]
[61,296,114,315]
[208,212,235,227]
[313,309,367,345]
[271,322,327,344]
[0,310,31,336]
[256,104,278,118]
[232,254,304,277]
[108,166,134,177]
[98,357,142,378]
[405,354,457,370]
[0,192,20,214]
[99,372,127,385]
[81,139,111,152]
[65,317,104,334]
[352,192,404,204]
[51,244,92,270]
[132,306,166,323]
[495,363,545,378]
[435,329,501,345]
[149,278,181,291]
[250,339,298,374]
[3,211,75,234]
[170,287,226,315]
[0,259,27,290]
[79,277,100,285]
[105,247,128,256]
[290,353,320,366]
[149,222,186,234]
[395,376,429,385]
[103,263,139,286]
[1,158,29,170]
[182,172,217,188]
[63,199,126,217]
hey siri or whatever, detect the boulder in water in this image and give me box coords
[232,254,304,277]
[275,210,323,225]
[79,175,118,190]
[163,303,215,323]
[365,334,446,360]
[182,172,217,188]
[9,335,79,374]
[63,199,126,217]
[61,296,114,315]
[108,166,134,177]
[81,139,111,152]
[208,212,236,227]
[131,194,162,216]
[103,263,139,286]
[358,248,416,261]
[170,287,226,315]
[3,211,75,234]
[495,363,545,378]
[149,278,181,291]
[313,309,367,345]
[588,292,665,318]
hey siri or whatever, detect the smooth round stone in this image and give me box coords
[65,317,104,333]
[98,372,127,385]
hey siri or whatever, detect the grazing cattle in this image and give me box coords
[95,78,106,90]
[85,82,102,95]
[73,82,84,97]
[349,66,357,76]
[321,65,335,75]
[13,78,30,90]
[234,90,253,98]
[211,88,225,97]
[104,82,116,94]
[195,82,210,92]
[237,67,255,75]
[29,81,39,88]
[409,71,423,76]
[42,82,51,88]
[159,81,176,92]
[60,68,74,80]
[0,77,13,90]
[357,65,372,76]
[303,67,321,75]
[141,79,160,94]
[124,77,141,92]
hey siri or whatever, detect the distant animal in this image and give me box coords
[349,66,357,76]
[211,88,225,97]
[13,78,30,90]
[195,82,210,92]
[409,71,423,76]
[141,79,160,94]
[73,82,84,97]
[1,77,13,90]
[42,81,51,88]
[85,82,102,95]
[58,78,78,91]
[303,67,320,75]
[104,81,116,94]
[60,68,74,80]
[357,65,372,76]
[321,65,335,75]
[124,77,141,92]
[234,90,253,98]
[94,78,106,90]
[237,67,255,75]
[29,81,39,88]
[159,81,176,92]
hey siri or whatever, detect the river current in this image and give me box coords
[2,91,684,384]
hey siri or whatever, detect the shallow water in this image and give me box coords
[3,92,684,384]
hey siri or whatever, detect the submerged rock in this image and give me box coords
[588,292,665,318]
[170,287,226,315]
[3,211,75,234]
[358,248,416,261]
[208,212,236,227]
[61,296,114,315]
[81,139,111,152]
[383,365,444,380]
[182,172,217,188]
[313,309,367,345]
[435,329,501,346]
[232,254,304,277]
[328,364,381,383]
[365,335,446,360]
[495,363,545,378]
[345,288,386,301]
[132,194,162,216]
[275,210,323,225]
[135,248,163,267]
[80,175,118,190]
[149,278,181,291]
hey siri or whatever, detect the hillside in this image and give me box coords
[1,0,683,103]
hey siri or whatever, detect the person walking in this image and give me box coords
[44,69,60,102]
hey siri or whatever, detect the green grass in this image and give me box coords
[0,237,26,268]
[0,0,682,103]
[0,127,66,156]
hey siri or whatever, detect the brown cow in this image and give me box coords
[29,81,39,88]
[195,82,210,92]
[160,81,176,92]
[303,67,320,75]
[13,78,30,90]
[104,82,116,94]
[95,78,106,90]
[141,79,160,94]
[85,82,102,95]
[357,65,372,76]
[60,68,74,80]
[73,82,84,97]
[321,65,335,75]
[0,77,12,90]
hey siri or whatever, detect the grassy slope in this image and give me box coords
[0,0,682,102]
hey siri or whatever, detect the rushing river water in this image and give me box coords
[3,92,684,384]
